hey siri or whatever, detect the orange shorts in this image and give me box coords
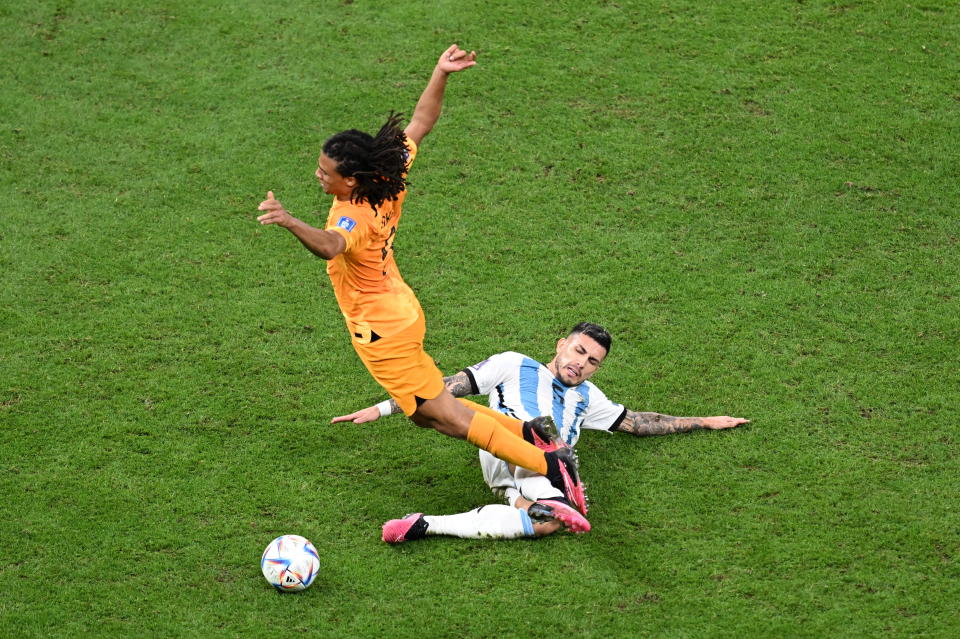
[351,311,445,417]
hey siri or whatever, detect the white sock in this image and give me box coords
[424,505,535,540]
[505,481,563,508]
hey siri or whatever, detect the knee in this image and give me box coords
[411,402,471,439]
[431,417,469,439]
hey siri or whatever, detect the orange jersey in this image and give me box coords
[324,139,421,342]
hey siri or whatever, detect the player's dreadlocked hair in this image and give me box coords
[322,112,409,210]
[568,322,612,355]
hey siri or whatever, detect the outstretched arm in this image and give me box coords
[257,191,345,260]
[614,410,749,436]
[330,371,474,424]
[403,44,477,147]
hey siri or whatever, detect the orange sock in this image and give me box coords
[465,412,548,475]
[457,398,524,438]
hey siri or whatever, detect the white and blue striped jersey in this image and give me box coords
[464,351,626,448]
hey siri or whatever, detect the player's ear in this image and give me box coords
[344,176,358,189]
[556,338,566,353]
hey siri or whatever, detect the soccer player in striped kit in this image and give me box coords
[333,322,749,542]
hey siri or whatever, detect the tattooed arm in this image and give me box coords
[443,370,474,399]
[330,372,474,424]
[614,410,749,436]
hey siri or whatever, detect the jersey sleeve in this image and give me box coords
[403,138,418,172]
[580,382,626,433]
[325,205,373,253]
[463,351,521,395]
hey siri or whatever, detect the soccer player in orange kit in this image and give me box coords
[256,45,588,530]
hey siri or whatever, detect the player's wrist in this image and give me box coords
[375,400,394,417]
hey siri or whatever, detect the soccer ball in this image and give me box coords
[260,534,320,592]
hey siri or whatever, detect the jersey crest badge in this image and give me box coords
[336,216,357,232]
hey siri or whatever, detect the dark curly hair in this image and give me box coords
[322,112,409,210]
[568,322,612,356]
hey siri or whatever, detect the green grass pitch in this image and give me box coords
[2,1,958,636]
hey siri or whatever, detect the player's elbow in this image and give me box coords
[314,246,340,260]
[315,230,347,260]
[404,119,433,147]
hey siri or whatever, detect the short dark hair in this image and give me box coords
[322,112,409,210]
[568,322,612,355]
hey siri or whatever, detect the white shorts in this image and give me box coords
[479,450,564,504]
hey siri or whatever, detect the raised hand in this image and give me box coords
[257,191,294,228]
[436,44,477,75]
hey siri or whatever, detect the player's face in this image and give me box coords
[550,333,607,386]
[316,154,355,199]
